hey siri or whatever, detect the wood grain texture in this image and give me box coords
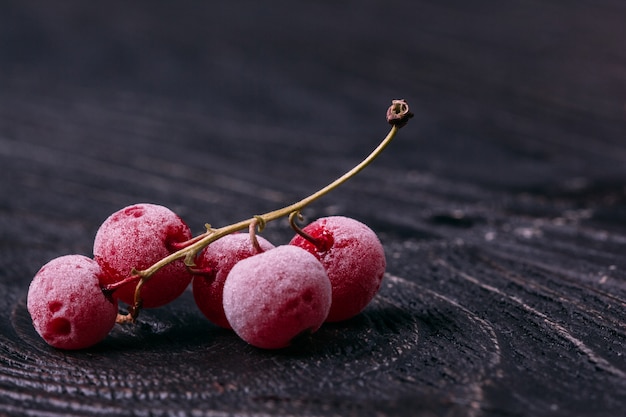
[1,0,625,416]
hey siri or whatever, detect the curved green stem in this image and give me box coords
[121,99,412,321]
[136,125,398,278]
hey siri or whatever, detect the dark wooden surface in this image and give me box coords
[1,1,625,416]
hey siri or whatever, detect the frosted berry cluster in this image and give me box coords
[28,206,385,350]
[26,99,412,350]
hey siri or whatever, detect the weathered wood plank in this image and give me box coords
[0,0,625,416]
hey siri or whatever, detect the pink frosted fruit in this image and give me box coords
[289,216,386,322]
[223,245,331,349]
[93,203,193,308]
[193,233,275,328]
[27,255,118,350]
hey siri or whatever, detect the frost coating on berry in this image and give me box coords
[290,216,386,322]
[27,255,118,350]
[223,245,331,349]
[93,203,193,308]
[192,233,275,328]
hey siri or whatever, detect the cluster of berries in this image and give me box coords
[26,99,412,351]
[27,204,385,350]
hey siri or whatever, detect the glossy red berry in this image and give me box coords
[93,203,193,308]
[192,233,275,328]
[27,255,118,350]
[222,245,332,349]
[290,216,386,322]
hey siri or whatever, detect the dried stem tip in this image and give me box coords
[386,99,413,128]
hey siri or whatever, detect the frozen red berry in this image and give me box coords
[93,203,193,308]
[27,254,118,350]
[222,245,331,349]
[192,233,275,328]
[289,216,386,322]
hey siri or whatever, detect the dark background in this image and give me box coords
[1,1,625,416]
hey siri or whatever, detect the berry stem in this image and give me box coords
[288,211,322,248]
[249,217,265,253]
[122,100,412,321]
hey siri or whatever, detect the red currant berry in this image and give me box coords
[290,216,386,322]
[93,203,193,308]
[27,255,118,350]
[222,245,331,349]
[192,233,275,328]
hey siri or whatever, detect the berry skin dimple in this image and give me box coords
[93,203,193,308]
[192,233,275,328]
[122,205,145,218]
[290,216,386,322]
[27,254,118,350]
[222,245,332,349]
